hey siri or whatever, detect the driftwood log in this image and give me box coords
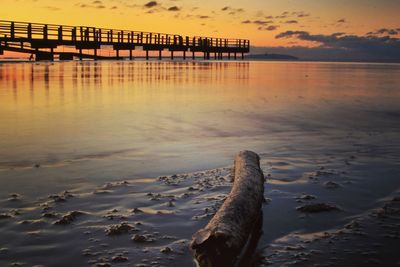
[190,151,265,267]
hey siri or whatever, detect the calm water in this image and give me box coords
[1,61,400,266]
[0,61,399,198]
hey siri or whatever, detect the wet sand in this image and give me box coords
[1,140,399,266]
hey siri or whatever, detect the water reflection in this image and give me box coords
[0,61,250,98]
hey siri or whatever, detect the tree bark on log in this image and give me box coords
[190,151,265,267]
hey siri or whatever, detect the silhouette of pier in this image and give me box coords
[0,20,250,61]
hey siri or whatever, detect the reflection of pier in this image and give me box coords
[0,20,250,61]
[0,61,250,99]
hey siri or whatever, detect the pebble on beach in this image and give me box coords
[132,234,147,243]
[160,247,172,254]
[132,234,155,243]
[324,181,341,189]
[0,213,12,219]
[297,203,339,213]
[111,255,128,262]
[106,222,136,235]
[298,194,316,200]
[8,193,22,201]
[54,211,85,225]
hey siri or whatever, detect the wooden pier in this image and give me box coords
[0,20,250,61]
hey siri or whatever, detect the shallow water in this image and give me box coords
[1,61,398,197]
[0,61,400,266]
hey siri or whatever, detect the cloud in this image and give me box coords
[243,20,273,25]
[285,20,298,24]
[42,6,61,11]
[221,6,244,15]
[168,6,180,11]
[274,30,400,62]
[258,25,279,31]
[144,1,157,8]
[337,18,346,23]
[242,19,278,32]
[296,12,310,18]
[367,28,399,36]
[291,11,309,17]
[253,20,271,25]
[76,2,106,9]
[263,11,309,21]
[107,1,138,9]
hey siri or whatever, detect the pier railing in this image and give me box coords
[0,20,250,60]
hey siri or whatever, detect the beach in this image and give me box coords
[0,61,400,266]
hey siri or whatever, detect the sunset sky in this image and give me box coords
[1,0,400,61]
